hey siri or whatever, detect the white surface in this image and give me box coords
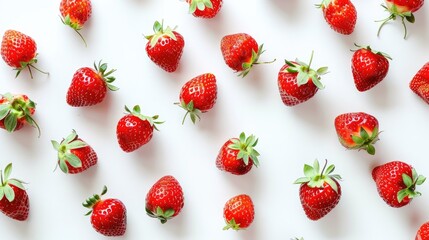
[1,0,429,239]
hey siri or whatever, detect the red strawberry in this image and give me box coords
[145,175,184,224]
[186,0,223,18]
[176,73,217,124]
[66,61,118,107]
[317,0,357,35]
[351,44,391,92]
[116,105,163,153]
[223,194,255,230]
[51,129,98,174]
[59,0,92,46]
[0,93,40,135]
[334,112,380,155]
[416,221,429,240]
[377,0,424,38]
[220,33,274,77]
[145,21,185,72]
[294,160,342,220]
[0,163,29,221]
[216,132,260,175]
[410,62,429,104]
[372,161,425,208]
[83,186,127,236]
[1,30,48,78]
[277,51,328,106]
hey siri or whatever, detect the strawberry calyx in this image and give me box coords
[146,206,175,224]
[348,126,380,155]
[351,43,392,60]
[83,185,108,216]
[397,168,426,203]
[377,4,415,39]
[283,51,328,89]
[228,132,260,167]
[93,60,119,91]
[189,0,213,13]
[145,20,177,48]
[238,44,275,78]
[0,93,40,136]
[60,15,87,47]
[14,54,49,79]
[51,129,88,173]
[315,0,332,9]
[0,163,26,202]
[294,159,342,193]
[124,105,164,131]
[223,218,241,230]
[176,100,202,125]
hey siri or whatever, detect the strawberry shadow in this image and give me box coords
[268,0,303,18]
[289,96,331,134]
[364,77,396,109]
[0,216,31,239]
[131,135,166,176]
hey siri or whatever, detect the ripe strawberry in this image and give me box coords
[66,61,118,107]
[186,0,223,18]
[0,163,29,221]
[277,51,328,106]
[0,93,40,135]
[372,161,425,208]
[317,0,357,35]
[59,0,92,46]
[351,44,391,92]
[145,21,185,72]
[294,159,342,220]
[334,112,380,155]
[1,30,48,78]
[410,62,429,104]
[145,175,184,224]
[377,0,424,38]
[223,194,254,230]
[176,73,217,124]
[116,105,163,153]
[83,186,127,236]
[51,129,98,174]
[220,33,274,77]
[216,132,260,175]
[416,221,429,240]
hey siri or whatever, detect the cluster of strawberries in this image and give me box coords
[1,0,429,239]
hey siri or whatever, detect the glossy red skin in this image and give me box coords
[66,67,107,107]
[352,48,390,92]
[220,33,258,71]
[223,194,254,229]
[372,161,413,208]
[187,0,223,18]
[0,94,35,132]
[216,139,253,175]
[146,31,184,72]
[410,62,429,104]
[299,180,341,220]
[60,0,92,27]
[1,30,37,68]
[64,138,98,174]
[322,0,357,35]
[277,63,318,106]
[91,198,126,236]
[116,115,153,152]
[145,176,184,218]
[334,112,379,148]
[386,0,424,12]
[0,184,29,221]
[180,73,217,112]
[416,221,429,240]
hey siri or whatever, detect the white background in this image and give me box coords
[1,0,429,239]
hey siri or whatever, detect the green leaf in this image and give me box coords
[294,177,310,184]
[107,83,119,91]
[402,173,413,187]
[101,185,108,195]
[366,144,375,155]
[67,140,87,149]
[164,209,175,218]
[4,163,12,181]
[297,72,309,86]
[325,177,338,193]
[325,164,335,175]
[4,184,15,202]
[360,127,369,140]
[51,140,60,150]
[316,67,328,75]
[0,105,10,120]
[65,153,82,168]
[156,206,164,216]
[313,159,320,174]
[0,188,4,200]
[59,160,69,173]
[8,179,25,190]
[416,175,426,185]
[64,130,77,144]
[303,164,314,178]
[397,189,408,203]
[406,14,415,23]
[4,113,17,132]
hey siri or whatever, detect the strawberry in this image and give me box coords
[416,221,429,240]
[223,194,255,230]
[145,21,185,72]
[334,112,380,155]
[1,30,48,78]
[83,186,127,236]
[372,161,425,208]
[0,163,29,221]
[51,129,98,174]
[116,105,163,153]
[66,60,118,107]
[277,51,328,106]
[317,0,357,35]
[0,93,40,135]
[220,33,274,77]
[351,44,391,92]
[186,0,223,18]
[176,73,217,124]
[216,132,260,175]
[145,175,184,224]
[59,0,92,46]
[410,62,429,104]
[294,160,342,220]
[377,0,424,38]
